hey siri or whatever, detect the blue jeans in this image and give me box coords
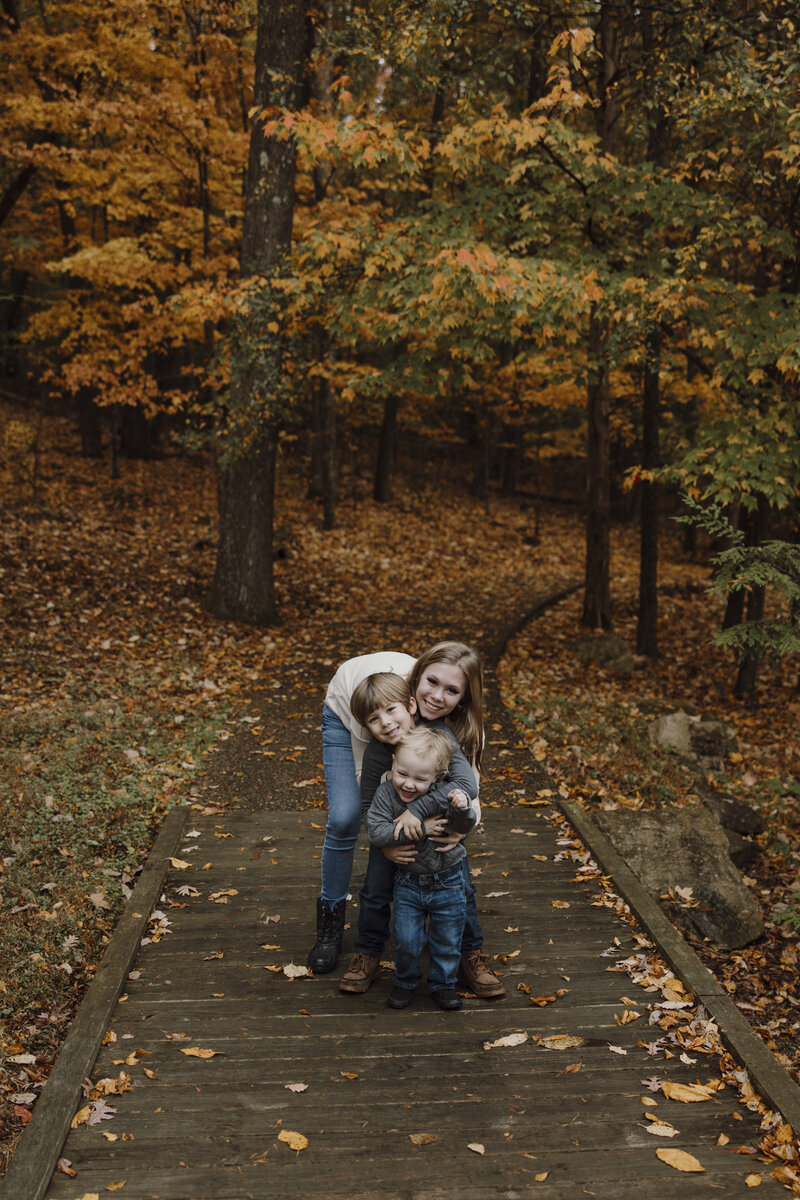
[355,851,482,957]
[320,705,362,904]
[392,864,466,992]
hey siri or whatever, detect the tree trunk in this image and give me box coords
[733,497,770,701]
[637,329,661,656]
[581,0,617,630]
[209,424,279,625]
[373,395,401,502]
[205,0,307,625]
[582,306,612,628]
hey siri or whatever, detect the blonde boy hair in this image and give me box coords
[350,671,413,726]
[395,726,452,780]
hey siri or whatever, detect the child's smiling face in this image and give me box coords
[365,698,416,744]
[391,744,438,803]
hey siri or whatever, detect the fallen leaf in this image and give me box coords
[180,1047,222,1059]
[641,1096,657,1107]
[57,1158,77,1177]
[260,943,281,950]
[656,1147,705,1172]
[409,1133,438,1145]
[745,1177,762,1189]
[535,1172,549,1182]
[607,1044,627,1055]
[283,963,309,979]
[102,1132,118,1142]
[277,1129,308,1152]
[541,1035,585,1051]
[484,1032,528,1050]
[645,1122,679,1138]
[551,900,570,908]
[716,1133,730,1146]
[106,1185,126,1193]
[204,951,224,960]
[168,858,191,870]
[468,1143,485,1154]
[143,1068,157,1080]
[564,1062,582,1074]
[285,1083,308,1093]
[661,1081,717,1103]
[486,891,510,897]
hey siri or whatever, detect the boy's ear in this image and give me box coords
[408,697,418,715]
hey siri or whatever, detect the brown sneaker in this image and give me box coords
[457,949,505,999]
[339,953,380,994]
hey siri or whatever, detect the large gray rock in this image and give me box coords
[702,791,766,836]
[648,711,737,771]
[595,804,763,950]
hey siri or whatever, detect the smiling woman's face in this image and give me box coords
[414,661,467,721]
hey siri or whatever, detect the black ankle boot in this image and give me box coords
[307,897,346,973]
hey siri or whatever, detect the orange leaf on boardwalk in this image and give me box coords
[656,1148,705,1172]
[180,1047,222,1059]
[409,1133,437,1145]
[278,1129,308,1152]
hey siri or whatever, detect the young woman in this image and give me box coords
[306,641,504,1000]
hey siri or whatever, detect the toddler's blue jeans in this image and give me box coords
[392,863,466,992]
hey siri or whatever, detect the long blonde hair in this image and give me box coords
[407,641,484,771]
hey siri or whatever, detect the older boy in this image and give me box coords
[366,727,477,1011]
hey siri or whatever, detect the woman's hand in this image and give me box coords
[382,842,418,865]
[393,810,424,842]
[430,825,465,853]
[423,816,449,838]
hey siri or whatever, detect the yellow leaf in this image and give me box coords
[409,1133,438,1145]
[106,1184,127,1192]
[260,944,281,950]
[541,1034,584,1051]
[535,1172,549,1181]
[468,1143,485,1154]
[278,1129,309,1152]
[717,1133,730,1146]
[71,1105,93,1128]
[551,900,570,908]
[180,1047,222,1059]
[340,1071,358,1080]
[143,1068,157,1080]
[745,1176,762,1188]
[102,1132,118,1142]
[168,858,191,870]
[656,1147,705,1172]
[661,1081,716,1103]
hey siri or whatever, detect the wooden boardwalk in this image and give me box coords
[34,804,788,1199]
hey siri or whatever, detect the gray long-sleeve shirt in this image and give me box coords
[366,778,477,875]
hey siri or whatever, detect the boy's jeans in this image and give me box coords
[355,848,481,957]
[392,863,466,993]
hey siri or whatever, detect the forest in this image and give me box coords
[1,0,800,1179]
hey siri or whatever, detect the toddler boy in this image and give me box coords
[366,726,477,1011]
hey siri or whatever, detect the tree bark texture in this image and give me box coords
[206,0,307,625]
[582,307,612,628]
[581,0,617,630]
[637,329,661,656]
[373,395,401,503]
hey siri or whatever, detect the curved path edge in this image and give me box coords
[557,799,800,1133]
[487,584,800,1134]
[0,804,189,1200]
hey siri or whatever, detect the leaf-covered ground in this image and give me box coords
[1,403,798,1175]
[498,552,800,1086]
